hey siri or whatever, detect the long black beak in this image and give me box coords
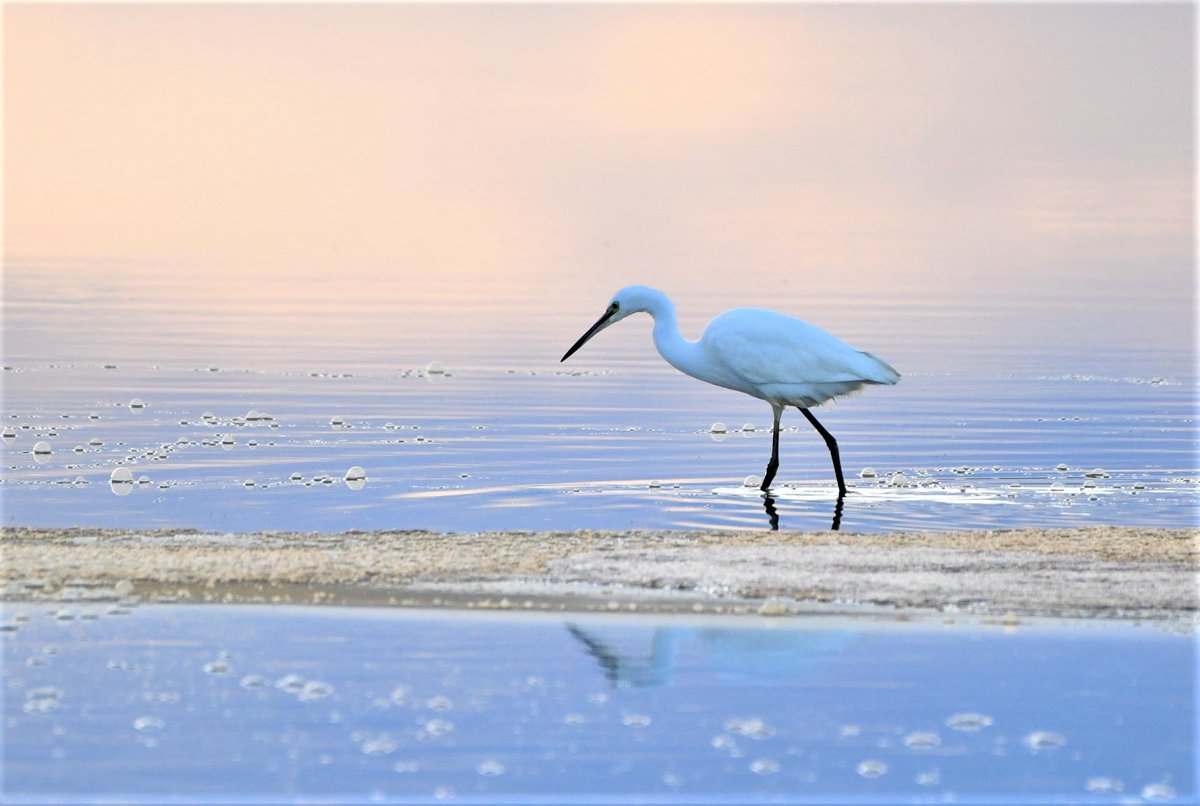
[561,306,617,362]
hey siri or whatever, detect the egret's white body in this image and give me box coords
[561,285,899,495]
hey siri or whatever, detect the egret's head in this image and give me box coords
[560,285,665,362]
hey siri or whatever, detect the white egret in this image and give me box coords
[561,285,899,496]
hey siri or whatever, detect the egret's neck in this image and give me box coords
[646,296,700,377]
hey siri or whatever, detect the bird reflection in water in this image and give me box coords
[566,622,856,689]
[760,491,844,531]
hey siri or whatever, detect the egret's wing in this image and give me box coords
[703,309,895,386]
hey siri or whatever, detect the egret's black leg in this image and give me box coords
[760,406,783,492]
[799,408,847,497]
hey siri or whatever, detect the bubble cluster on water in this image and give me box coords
[23,686,64,714]
[724,716,775,740]
[420,718,454,738]
[1141,783,1179,801]
[945,712,994,732]
[621,713,652,728]
[1022,730,1066,751]
[133,716,166,732]
[476,759,505,776]
[856,759,888,778]
[903,731,942,749]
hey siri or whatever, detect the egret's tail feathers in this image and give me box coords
[857,351,900,385]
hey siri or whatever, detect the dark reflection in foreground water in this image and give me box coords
[759,492,844,531]
[5,604,1193,803]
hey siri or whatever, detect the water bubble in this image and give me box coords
[1085,777,1124,794]
[344,466,367,490]
[219,435,234,450]
[32,441,52,462]
[724,716,775,740]
[1133,481,1146,490]
[426,361,446,375]
[477,759,506,776]
[128,399,146,411]
[133,716,166,732]
[856,760,888,778]
[1082,479,1097,488]
[202,412,216,421]
[426,695,453,711]
[709,422,727,434]
[1141,783,1178,801]
[330,416,345,427]
[73,476,87,485]
[290,472,303,481]
[1049,482,1066,492]
[749,758,780,775]
[296,680,333,701]
[1055,463,1069,471]
[24,687,64,714]
[859,467,877,478]
[243,479,255,488]
[1,427,15,440]
[711,734,738,752]
[622,713,652,728]
[887,472,910,488]
[1084,467,1107,478]
[361,734,397,755]
[110,467,135,496]
[275,674,307,693]
[742,475,761,488]
[203,655,233,675]
[648,480,661,489]
[422,718,454,738]
[1022,731,1066,751]
[138,475,150,485]
[903,731,942,749]
[741,423,756,432]
[945,712,993,732]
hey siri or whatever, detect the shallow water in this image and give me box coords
[2,264,1195,531]
[3,603,1194,804]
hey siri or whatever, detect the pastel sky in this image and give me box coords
[4,3,1194,320]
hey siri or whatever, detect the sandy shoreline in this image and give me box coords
[2,525,1196,620]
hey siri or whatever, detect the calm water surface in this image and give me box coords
[2,264,1195,532]
[3,603,1194,804]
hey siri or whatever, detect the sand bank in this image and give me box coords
[2,526,1195,620]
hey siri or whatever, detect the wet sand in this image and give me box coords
[2,526,1195,620]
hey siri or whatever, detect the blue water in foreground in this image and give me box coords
[3,604,1195,803]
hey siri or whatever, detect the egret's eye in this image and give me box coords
[609,302,620,313]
